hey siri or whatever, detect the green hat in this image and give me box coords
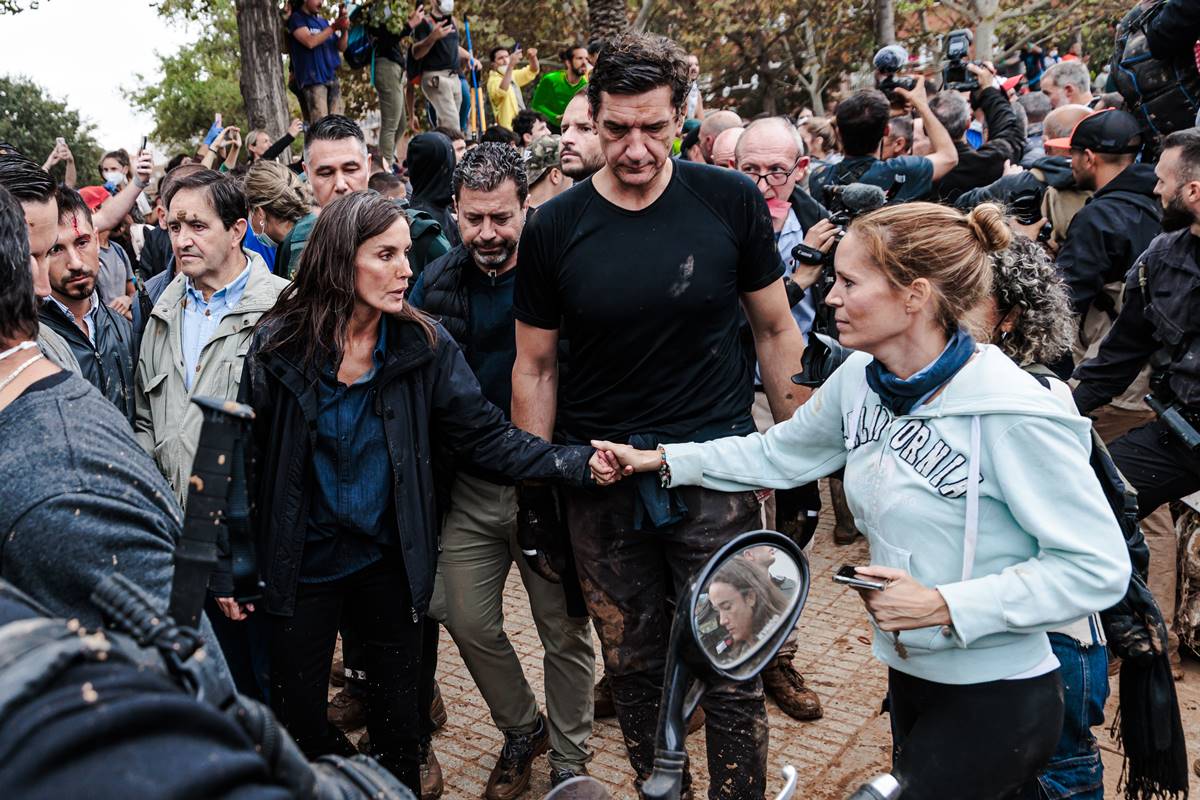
[526,135,563,186]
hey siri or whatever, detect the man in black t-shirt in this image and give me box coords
[412,4,464,131]
[512,33,806,799]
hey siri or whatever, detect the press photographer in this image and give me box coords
[929,45,1027,203]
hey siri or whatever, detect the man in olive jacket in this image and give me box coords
[134,169,288,506]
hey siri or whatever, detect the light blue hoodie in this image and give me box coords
[664,346,1131,685]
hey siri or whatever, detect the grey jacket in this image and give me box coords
[134,253,287,505]
[36,324,80,372]
[0,371,226,674]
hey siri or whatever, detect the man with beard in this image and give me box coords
[1051,110,1161,321]
[1074,127,1200,677]
[558,93,603,180]
[408,143,596,796]
[38,186,136,421]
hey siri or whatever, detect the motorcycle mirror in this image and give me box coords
[690,531,809,681]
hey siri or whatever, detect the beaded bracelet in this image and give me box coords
[658,446,671,489]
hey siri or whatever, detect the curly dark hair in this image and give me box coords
[453,142,528,204]
[987,235,1076,366]
[586,32,690,116]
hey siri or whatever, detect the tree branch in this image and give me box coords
[997,0,1087,59]
[938,0,973,20]
[1000,0,1053,21]
[632,0,656,32]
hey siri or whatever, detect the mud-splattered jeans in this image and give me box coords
[566,482,769,799]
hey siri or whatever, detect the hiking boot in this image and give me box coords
[686,705,706,736]
[330,657,346,688]
[1193,757,1199,779]
[550,765,589,787]
[421,742,444,800]
[829,479,859,546]
[327,688,367,731]
[761,658,823,720]
[485,714,550,800]
[594,673,615,718]
[430,680,448,730]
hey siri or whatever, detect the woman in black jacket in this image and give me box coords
[221,191,613,792]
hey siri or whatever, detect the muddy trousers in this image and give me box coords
[566,483,768,799]
[888,668,1063,800]
[267,556,422,793]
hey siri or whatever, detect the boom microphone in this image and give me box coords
[840,183,888,216]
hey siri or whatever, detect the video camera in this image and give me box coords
[874,44,917,104]
[1008,188,1053,243]
[942,29,979,92]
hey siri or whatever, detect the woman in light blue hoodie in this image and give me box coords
[594,203,1131,800]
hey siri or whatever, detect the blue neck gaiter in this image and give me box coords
[864,328,976,416]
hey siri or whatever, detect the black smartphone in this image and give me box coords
[834,565,887,591]
[513,41,521,52]
[140,135,148,152]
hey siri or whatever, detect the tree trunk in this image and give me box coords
[589,0,630,42]
[970,0,1001,63]
[874,0,896,46]
[235,0,289,138]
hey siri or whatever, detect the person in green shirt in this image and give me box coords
[529,45,589,129]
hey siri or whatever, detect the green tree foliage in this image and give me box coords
[125,0,248,149]
[0,74,103,183]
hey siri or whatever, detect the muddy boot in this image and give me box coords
[1194,757,1200,779]
[550,766,589,787]
[421,741,444,800]
[686,705,706,736]
[430,680,448,730]
[594,673,615,718]
[829,478,858,546]
[761,656,823,720]
[327,687,368,731]
[485,713,550,800]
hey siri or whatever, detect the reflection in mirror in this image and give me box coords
[695,547,801,670]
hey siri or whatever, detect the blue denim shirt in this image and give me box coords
[181,262,250,390]
[301,318,395,582]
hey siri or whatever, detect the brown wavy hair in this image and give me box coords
[256,191,436,371]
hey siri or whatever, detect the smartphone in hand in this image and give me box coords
[834,565,887,591]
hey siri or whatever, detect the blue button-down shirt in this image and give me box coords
[777,207,816,339]
[181,262,251,390]
[302,318,395,582]
[46,294,100,344]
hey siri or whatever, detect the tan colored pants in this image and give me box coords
[420,70,462,133]
[428,473,593,770]
[1091,404,1180,649]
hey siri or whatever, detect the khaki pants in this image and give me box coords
[1091,404,1180,650]
[420,70,462,132]
[374,58,406,166]
[428,472,593,771]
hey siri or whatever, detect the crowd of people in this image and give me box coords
[4,2,1200,798]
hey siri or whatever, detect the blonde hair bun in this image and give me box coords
[965,202,1012,253]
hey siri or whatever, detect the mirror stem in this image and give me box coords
[643,623,696,800]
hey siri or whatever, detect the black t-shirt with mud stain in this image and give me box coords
[513,159,784,444]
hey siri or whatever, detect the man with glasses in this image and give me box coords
[733,116,833,722]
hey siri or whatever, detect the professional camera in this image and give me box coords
[874,44,917,103]
[1008,188,1053,243]
[942,29,979,92]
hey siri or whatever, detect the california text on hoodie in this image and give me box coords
[663,346,1131,685]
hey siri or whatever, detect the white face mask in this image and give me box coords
[103,170,127,186]
[437,0,453,15]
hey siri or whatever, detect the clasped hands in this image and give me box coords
[586,440,660,486]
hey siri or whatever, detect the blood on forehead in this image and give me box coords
[71,213,81,237]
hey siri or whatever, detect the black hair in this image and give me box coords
[834,90,891,156]
[0,184,37,343]
[452,142,529,204]
[1163,128,1200,181]
[559,44,588,63]
[587,39,604,57]
[586,33,690,115]
[0,153,56,205]
[368,171,404,193]
[513,110,546,141]
[432,125,466,143]
[489,45,509,62]
[55,185,94,227]
[161,168,247,230]
[481,125,519,146]
[166,153,191,173]
[303,114,366,162]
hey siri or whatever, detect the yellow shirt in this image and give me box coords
[487,65,538,130]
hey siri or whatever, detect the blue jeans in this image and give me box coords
[1034,632,1109,799]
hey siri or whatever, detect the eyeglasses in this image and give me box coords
[741,159,802,187]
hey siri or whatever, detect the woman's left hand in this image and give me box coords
[853,565,953,632]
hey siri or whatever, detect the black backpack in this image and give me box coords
[1112,0,1200,138]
